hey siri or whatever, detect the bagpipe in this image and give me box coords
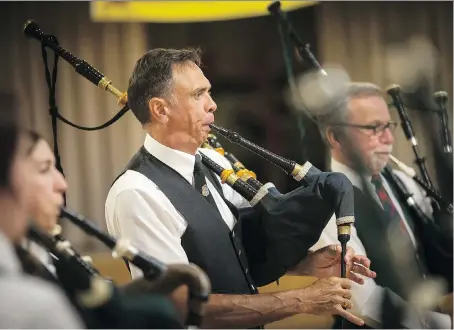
[385,85,453,291]
[202,124,355,285]
[26,209,211,329]
[386,84,453,214]
[27,224,110,308]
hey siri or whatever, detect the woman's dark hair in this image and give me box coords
[0,91,20,190]
[0,126,43,190]
[0,124,20,189]
[23,129,42,156]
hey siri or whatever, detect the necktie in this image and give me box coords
[193,154,222,216]
[371,175,414,243]
[370,175,429,285]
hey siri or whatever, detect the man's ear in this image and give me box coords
[148,97,169,123]
[326,126,342,149]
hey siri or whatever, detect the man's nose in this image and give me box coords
[207,95,217,113]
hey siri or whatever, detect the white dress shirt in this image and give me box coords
[311,158,451,328]
[0,231,84,328]
[105,134,250,279]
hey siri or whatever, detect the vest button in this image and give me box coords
[232,231,236,237]
[250,284,256,291]
[245,268,249,274]
[238,249,242,256]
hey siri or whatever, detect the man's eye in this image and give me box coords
[374,124,387,132]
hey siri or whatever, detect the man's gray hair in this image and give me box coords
[315,82,385,147]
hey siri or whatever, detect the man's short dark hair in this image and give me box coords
[127,48,202,125]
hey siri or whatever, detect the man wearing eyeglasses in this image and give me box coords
[310,82,452,329]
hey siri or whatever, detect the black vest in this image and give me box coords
[336,170,454,329]
[353,171,430,297]
[119,147,258,296]
[334,175,428,329]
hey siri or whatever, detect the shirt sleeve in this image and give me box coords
[0,277,84,329]
[34,282,86,328]
[311,215,452,329]
[106,186,189,279]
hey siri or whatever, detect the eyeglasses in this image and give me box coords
[332,121,398,137]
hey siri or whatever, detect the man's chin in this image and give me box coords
[199,131,210,144]
[370,153,390,170]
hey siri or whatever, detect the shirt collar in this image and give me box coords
[330,157,376,190]
[144,134,197,184]
[0,230,22,274]
[21,239,56,274]
[330,158,387,207]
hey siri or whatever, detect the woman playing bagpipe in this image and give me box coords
[14,128,211,329]
[0,121,83,328]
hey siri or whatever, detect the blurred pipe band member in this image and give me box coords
[0,123,83,328]
[311,82,453,329]
[15,129,185,329]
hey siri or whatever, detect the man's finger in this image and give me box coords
[333,295,352,308]
[352,255,371,269]
[322,244,342,260]
[351,262,376,279]
[338,278,352,289]
[336,306,364,326]
[337,288,352,300]
[347,271,365,285]
[333,244,342,253]
[343,247,355,263]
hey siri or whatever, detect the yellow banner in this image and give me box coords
[90,1,318,23]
